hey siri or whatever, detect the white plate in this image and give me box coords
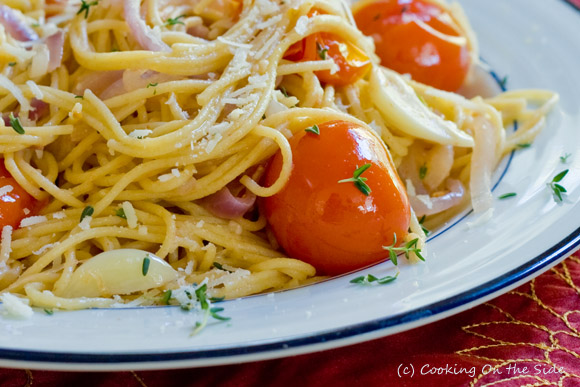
[1,0,580,371]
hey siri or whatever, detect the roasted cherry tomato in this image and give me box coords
[0,162,36,229]
[262,120,410,275]
[353,0,470,91]
[284,11,372,87]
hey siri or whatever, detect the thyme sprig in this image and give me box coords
[350,272,399,285]
[77,0,98,19]
[305,124,320,135]
[316,41,328,60]
[338,163,372,196]
[383,233,425,266]
[548,169,569,202]
[165,15,186,26]
[8,113,25,134]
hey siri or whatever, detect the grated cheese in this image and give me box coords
[0,293,33,319]
[23,208,30,215]
[52,211,66,219]
[158,173,175,182]
[129,129,152,139]
[20,215,48,228]
[217,36,252,50]
[171,168,181,177]
[33,243,55,255]
[121,201,138,229]
[1,226,13,262]
[79,216,92,231]
[294,15,309,36]
[0,185,14,197]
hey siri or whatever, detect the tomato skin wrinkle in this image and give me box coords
[353,0,471,91]
[262,121,410,275]
[0,162,36,229]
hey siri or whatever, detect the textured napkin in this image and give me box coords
[1,251,579,386]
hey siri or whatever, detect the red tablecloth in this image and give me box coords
[1,251,580,387]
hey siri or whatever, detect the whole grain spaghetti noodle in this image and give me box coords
[0,0,558,311]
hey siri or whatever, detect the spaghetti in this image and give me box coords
[0,0,558,310]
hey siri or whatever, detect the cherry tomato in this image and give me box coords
[284,11,372,87]
[262,121,410,275]
[0,162,36,229]
[353,0,470,91]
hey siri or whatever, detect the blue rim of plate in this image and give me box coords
[1,45,580,366]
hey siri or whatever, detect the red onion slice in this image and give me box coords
[0,5,38,42]
[46,30,65,72]
[409,179,465,217]
[28,98,49,121]
[123,0,170,52]
[72,70,124,97]
[203,187,256,219]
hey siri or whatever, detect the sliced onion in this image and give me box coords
[203,187,256,219]
[398,143,427,195]
[469,116,495,213]
[0,5,38,42]
[123,0,170,52]
[28,98,49,121]
[409,179,465,217]
[72,70,124,97]
[423,144,454,191]
[123,69,179,92]
[46,30,65,72]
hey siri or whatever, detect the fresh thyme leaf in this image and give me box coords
[77,0,98,19]
[147,82,158,88]
[498,192,517,199]
[142,255,150,276]
[44,308,53,315]
[338,163,372,196]
[499,75,508,89]
[316,41,328,60]
[31,22,40,27]
[279,86,289,98]
[262,114,266,119]
[195,284,209,310]
[165,15,186,26]
[115,208,126,219]
[552,169,569,183]
[517,143,531,149]
[547,169,569,203]
[213,262,233,273]
[418,215,430,236]
[209,296,225,303]
[388,249,397,266]
[350,272,399,285]
[353,163,371,178]
[383,233,425,264]
[419,164,427,180]
[74,95,84,99]
[209,307,230,321]
[8,113,25,134]
[161,290,172,305]
[79,205,94,222]
[560,153,571,163]
[8,62,16,67]
[305,124,320,135]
